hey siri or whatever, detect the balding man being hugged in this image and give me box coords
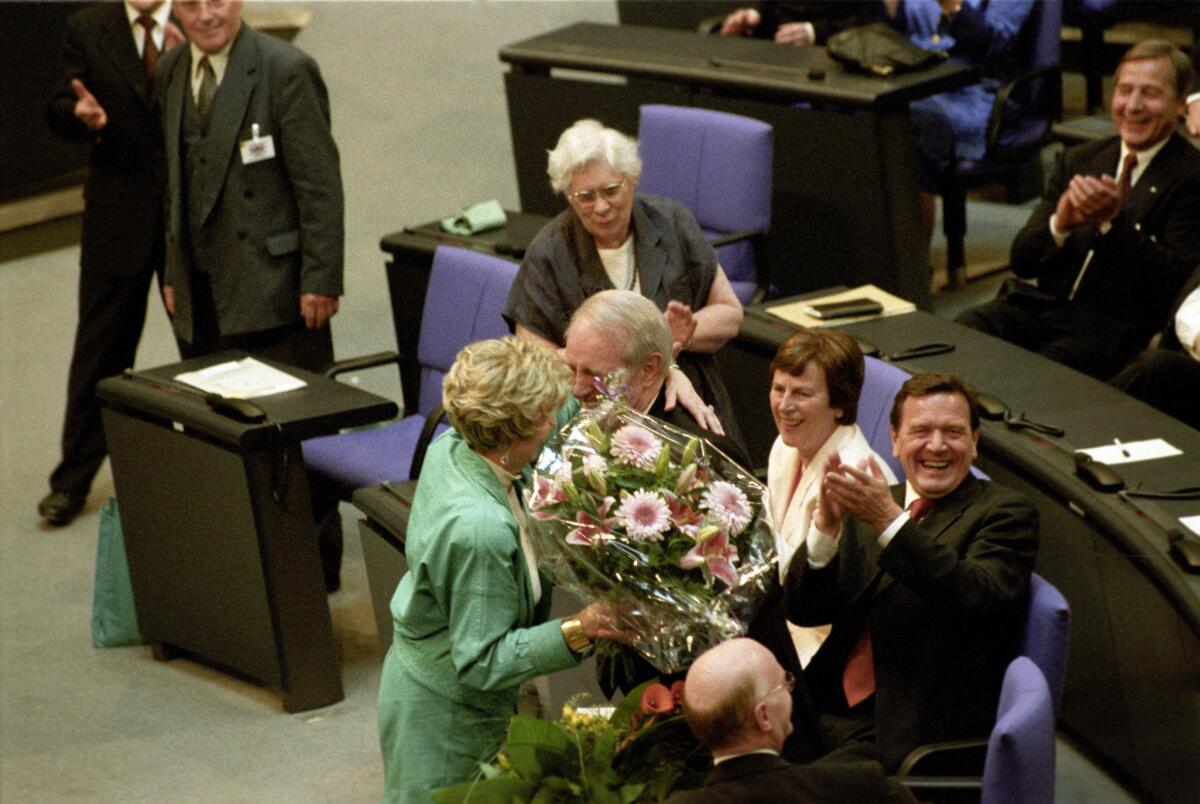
[669,638,916,804]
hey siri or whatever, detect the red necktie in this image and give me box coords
[842,497,936,707]
[137,16,158,79]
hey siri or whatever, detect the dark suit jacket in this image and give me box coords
[45,2,167,277]
[1008,133,1200,353]
[159,23,344,342]
[666,753,916,804]
[787,476,1039,771]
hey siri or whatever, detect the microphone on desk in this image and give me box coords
[1074,451,1125,493]
[1168,529,1200,574]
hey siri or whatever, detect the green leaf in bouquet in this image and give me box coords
[505,716,573,781]
[430,777,536,804]
[591,725,617,767]
[531,776,580,804]
[619,782,647,803]
[583,768,623,804]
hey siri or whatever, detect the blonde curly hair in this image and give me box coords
[442,337,571,452]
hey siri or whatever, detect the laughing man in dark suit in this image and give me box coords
[668,638,915,804]
[40,0,184,526]
[957,40,1200,381]
[787,373,1039,772]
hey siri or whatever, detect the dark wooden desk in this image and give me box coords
[724,306,1200,804]
[499,22,979,310]
[379,213,545,414]
[97,354,398,713]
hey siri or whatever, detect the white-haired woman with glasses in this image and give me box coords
[503,118,745,447]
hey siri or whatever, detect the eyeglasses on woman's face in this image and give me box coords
[568,178,627,207]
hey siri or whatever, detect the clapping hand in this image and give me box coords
[822,455,902,534]
[665,301,697,356]
[1055,173,1122,230]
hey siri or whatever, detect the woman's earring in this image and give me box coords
[500,451,511,467]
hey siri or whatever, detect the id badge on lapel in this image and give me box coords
[240,123,275,165]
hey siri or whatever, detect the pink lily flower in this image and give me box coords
[680,530,740,587]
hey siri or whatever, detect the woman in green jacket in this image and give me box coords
[378,336,624,803]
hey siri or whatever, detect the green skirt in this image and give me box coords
[378,648,514,803]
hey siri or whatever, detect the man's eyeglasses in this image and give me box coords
[568,179,627,207]
[759,671,795,702]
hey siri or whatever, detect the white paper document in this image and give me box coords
[175,357,306,399]
[1078,438,1182,465]
[1181,515,1200,538]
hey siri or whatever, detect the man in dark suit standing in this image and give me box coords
[957,40,1200,381]
[787,373,1038,772]
[159,0,343,373]
[40,0,184,526]
[669,638,916,803]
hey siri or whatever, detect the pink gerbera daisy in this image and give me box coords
[610,424,663,470]
[700,481,753,535]
[616,490,671,541]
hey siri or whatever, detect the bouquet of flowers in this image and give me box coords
[431,680,707,803]
[527,392,777,674]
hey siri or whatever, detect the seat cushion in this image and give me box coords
[303,415,449,489]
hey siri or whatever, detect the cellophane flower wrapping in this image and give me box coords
[526,395,777,674]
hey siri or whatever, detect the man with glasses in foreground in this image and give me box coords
[670,638,915,803]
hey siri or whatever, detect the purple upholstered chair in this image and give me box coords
[943,0,1062,285]
[636,105,773,304]
[899,656,1057,804]
[1020,572,1071,715]
[981,657,1057,804]
[302,246,518,488]
[859,356,911,480]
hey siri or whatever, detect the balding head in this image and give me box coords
[682,638,793,756]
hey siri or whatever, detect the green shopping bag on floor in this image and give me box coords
[91,497,144,647]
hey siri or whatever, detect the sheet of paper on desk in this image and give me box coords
[766,284,915,328]
[1181,515,1200,538]
[1078,438,1182,465]
[174,357,307,399]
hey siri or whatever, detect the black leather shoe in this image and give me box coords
[38,491,86,526]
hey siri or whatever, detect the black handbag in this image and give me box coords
[826,22,946,77]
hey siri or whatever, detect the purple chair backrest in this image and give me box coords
[1021,573,1070,714]
[982,657,1056,804]
[859,356,910,480]
[415,245,518,416]
[637,105,773,300]
[637,105,772,237]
